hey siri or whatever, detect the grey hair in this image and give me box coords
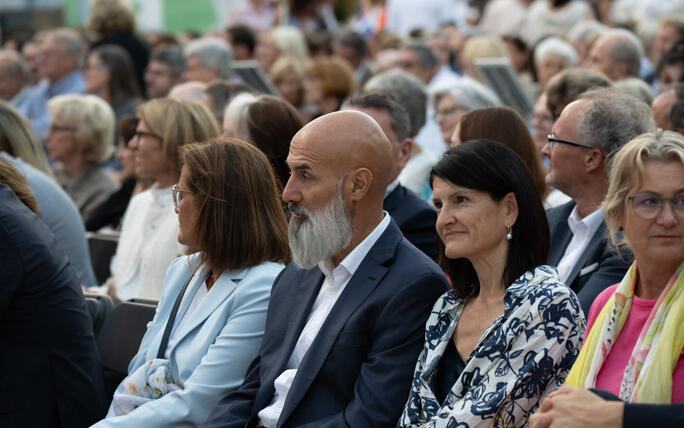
[567,20,606,46]
[183,37,233,80]
[606,28,643,78]
[613,77,654,105]
[334,29,367,57]
[533,36,578,66]
[46,28,85,68]
[0,50,27,80]
[364,69,427,138]
[341,91,411,142]
[151,45,186,78]
[47,94,114,164]
[223,92,258,139]
[401,40,438,69]
[430,76,500,112]
[575,88,655,157]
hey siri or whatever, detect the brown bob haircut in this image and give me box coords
[245,95,304,190]
[180,138,290,273]
[0,157,39,214]
[306,56,354,103]
[457,106,549,200]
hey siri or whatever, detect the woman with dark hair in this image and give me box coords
[92,138,289,427]
[85,44,142,124]
[243,95,304,189]
[399,139,584,427]
[451,106,560,207]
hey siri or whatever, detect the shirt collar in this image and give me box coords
[318,211,391,282]
[567,205,605,236]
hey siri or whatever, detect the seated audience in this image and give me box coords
[144,46,186,99]
[0,100,97,286]
[451,106,558,208]
[45,94,118,218]
[85,115,151,232]
[202,80,254,126]
[543,89,654,315]
[0,159,106,427]
[255,26,309,74]
[587,28,643,81]
[182,37,233,83]
[533,36,579,91]
[202,111,448,427]
[531,130,684,427]
[399,139,584,427]
[656,40,684,93]
[343,91,439,260]
[269,57,306,112]
[0,49,32,112]
[92,138,289,427]
[544,68,612,120]
[105,98,220,302]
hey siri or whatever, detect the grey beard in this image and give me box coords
[287,184,353,269]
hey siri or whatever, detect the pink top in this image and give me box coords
[585,284,684,403]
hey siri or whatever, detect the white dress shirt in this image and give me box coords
[257,213,391,427]
[556,205,604,284]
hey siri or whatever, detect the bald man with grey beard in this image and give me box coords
[202,111,449,428]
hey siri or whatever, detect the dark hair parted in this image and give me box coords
[244,95,304,190]
[430,139,549,299]
[457,106,549,200]
[92,44,142,107]
[180,138,290,273]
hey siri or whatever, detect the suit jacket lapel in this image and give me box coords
[565,223,606,288]
[382,185,402,212]
[547,203,574,266]
[277,221,401,425]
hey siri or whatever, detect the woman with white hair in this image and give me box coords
[45,94,118,218]
[534,36,579,90]
[430,77,500,148]
[255,26,309,73]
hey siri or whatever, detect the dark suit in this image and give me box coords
[0,184,107,427]
[547,201,632,316]
[202,219,448,428]
[383,184,438,260]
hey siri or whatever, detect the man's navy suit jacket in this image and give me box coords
[201,219,448,428]
[0,184,107,427]
[383,184,438,261]
[546,201,632,316]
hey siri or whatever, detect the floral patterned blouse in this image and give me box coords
[399,265,585,428]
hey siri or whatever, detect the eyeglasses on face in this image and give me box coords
[133,129,162,140]
[546,134,597,151]
[171,184,193,208]
[628,192,684,219]
[434,105,465,120]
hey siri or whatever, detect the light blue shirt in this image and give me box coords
[21,71,86,144]
[1,153,97,286]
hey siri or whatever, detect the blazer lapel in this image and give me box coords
[565,223,606,288]
[277,221,401,425]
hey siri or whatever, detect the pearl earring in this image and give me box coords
[506,226,512,240]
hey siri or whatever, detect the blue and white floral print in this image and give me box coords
[399,265,585,428]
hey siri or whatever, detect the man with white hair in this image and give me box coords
[22,28,86,142]
[203,110,448,428]
[183,37,233,83]
[0,50,32,112]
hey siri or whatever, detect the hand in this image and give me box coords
[530,386,624,428]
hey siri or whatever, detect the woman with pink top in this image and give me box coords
[564,130,684,403]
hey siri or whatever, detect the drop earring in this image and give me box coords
[506,226,512,240]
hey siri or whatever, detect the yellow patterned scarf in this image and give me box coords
[565,261,684,403]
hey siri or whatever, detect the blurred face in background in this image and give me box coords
[39,36,77,83]
[84,52,109,95]
[145,60,177,99]
[435,94,467,145]
[45,115,78,162]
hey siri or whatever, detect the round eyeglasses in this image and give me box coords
[627,192,684,219]
[171,184,192,208]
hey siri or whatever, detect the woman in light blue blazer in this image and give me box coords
[92,138,290,427]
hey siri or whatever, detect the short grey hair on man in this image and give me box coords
[334,29,368,58]
[401,40,438,70]
[606,28,643,78]
[430,76,500,112]
[151,45,186,78]
[47,28,85,68]
[0,50,28,80]
[341,91,411,142]
[183,37,233,80]
[364,69,427,138]
[575,88,655,157]
[533,36,578,67]
[613,77,654,105]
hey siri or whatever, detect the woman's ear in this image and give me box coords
[503,192,519,226]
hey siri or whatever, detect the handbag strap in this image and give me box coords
[156,268,206,358]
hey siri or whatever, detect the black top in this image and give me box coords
[85,177,136,231]
[434,339,466,404]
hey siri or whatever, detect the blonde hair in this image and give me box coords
[137,98,220,174]
[0,101,53,178]
[604,130,684,248]
[87,0,135,35]
[47,94,114,164]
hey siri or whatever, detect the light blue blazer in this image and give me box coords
[92,253,284,427]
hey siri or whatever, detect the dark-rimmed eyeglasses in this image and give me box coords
[133,129,162,140]
[628,192,684,219]
[547,134,597,151]
[171,184,192,208]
